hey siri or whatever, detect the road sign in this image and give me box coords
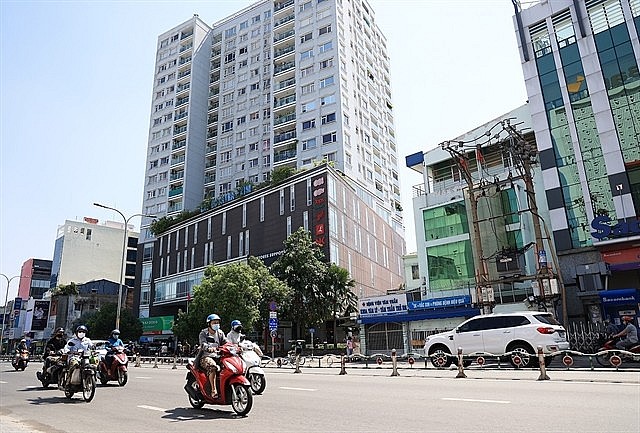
[269,311,277,318]
[269,317,278,331]
[476,356,486,366]
[270,330,277,339]
[309,327,315,334]
[269,301,277,312]
[562,355,574,367]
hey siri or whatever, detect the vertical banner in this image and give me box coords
[12,297,23,328]
[31,300,50,331]
[312,174,329,257]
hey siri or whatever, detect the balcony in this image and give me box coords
[274,13,295,28]
[170,172,184,181]
[174,125,187,135]
[212,34,222,45]
[168,187,183,197]
[177,70,191,79]
[179,56,192,65]
[274,61,295,75]
[211,48,221,58]
[168,203,183,213]
[274,29,295,44]
[172,140,186,151]
[274,0,294,13]
[176,96,189,107]
[180,31,193,40]
[206,144,217,154]
[171,155,185,166]
[273,129,296,145]
[180,43,193,53]
[207,115,218,125]
[274,44,295,59]
[274,112,296,126]
[274,94,296,108]
[208,101,219,111]
[176,82,190,94]
[205,159,217,169]
[204,174,216,184]
[207,129,218,139]
[274,77,296,94]
[274,149,297,163]
[175,111,188,121]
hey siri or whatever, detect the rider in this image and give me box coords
[198,314,227,399]
[43,327,66,371]
[226,320,243,344]
[614,315,638,351]
[104,329,124,371]
[63,325,93,386]
[14,338,28,364]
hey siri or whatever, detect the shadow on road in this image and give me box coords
[161,406,243,422]
[26,396,87,405]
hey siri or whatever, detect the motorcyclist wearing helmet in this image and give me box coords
[198,314,227,398]
[227,320,243,344]
[105,329,124,370]
[14,338,28,364]
[614,316,638,350]
[44,327,66,369]
[63,325,93,387]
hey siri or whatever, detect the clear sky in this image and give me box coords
[0,0,528,300]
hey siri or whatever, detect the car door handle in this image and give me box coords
[503,330,511,333]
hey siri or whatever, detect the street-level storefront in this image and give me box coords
[358,293,480,355]
[599,288,640,328]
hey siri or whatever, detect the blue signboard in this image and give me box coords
[268,318,278,330]
[408,295,471,311]
[599,288,639,305]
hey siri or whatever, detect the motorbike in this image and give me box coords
[596,336,640,367]
[11,349,29,371]
[238,339,266,394]
[37,351,65,388]
[97,345,129,386]
[183,341,253,416]
[57,342,98,402]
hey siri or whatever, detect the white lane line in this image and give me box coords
[279,386,317,392]
[25,386,41,389]
[442,398,510,404]
[138,405,167,412]
[135,376,152,379]
[0,381,7,384]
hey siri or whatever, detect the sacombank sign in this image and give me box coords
[591,216,640,240]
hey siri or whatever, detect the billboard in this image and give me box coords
[31,300,50,331]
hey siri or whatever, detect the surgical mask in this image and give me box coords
[112,335,119,339]
[77,332,85,339]
[211,324,220,331]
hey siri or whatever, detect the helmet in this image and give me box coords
[622,315,633,322]
[111,329,120,336]
[55,327,65,336]
[231,320,243,332]
[20,338,26,342]
[206,314,220,323]
[75,325,88,334]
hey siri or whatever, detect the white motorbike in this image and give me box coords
[239,339,266,394]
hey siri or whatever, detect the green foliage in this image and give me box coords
[271,166,296,185]
[172,259,291,344]
[149,209,199,236]
[324,264,358,317]
[83,303,143,341]
[51,282,79,296]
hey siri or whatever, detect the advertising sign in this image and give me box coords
[359,294,408,318]
[140,316,174,335]
[31,300,50,331]
[407,295,471,311]
[12,297,22,328]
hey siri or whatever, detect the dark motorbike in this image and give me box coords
[58,342,98,402]
[97,345,129,386]
[596,336,640,367]
[37,351,65,388]
[11,349,29,371]
[183,341,253,416]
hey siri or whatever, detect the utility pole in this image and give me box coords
[441,141,493,314]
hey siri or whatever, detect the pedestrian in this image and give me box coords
[346,336,353,358]
[177,341,183,356]
[161,342,168,356]
[183,341,191,357]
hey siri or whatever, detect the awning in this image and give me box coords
[599,288,640,305]
[359,306,480,325]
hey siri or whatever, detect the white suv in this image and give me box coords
[423,311,570,368]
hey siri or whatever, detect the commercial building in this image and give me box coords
[512,0,640,326]
[136,164,405,348]
[18,258,52,300]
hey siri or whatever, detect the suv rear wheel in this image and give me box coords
[507,343,535,368]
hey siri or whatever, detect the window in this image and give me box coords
[299,1,312,12]
[279,189,285,215]
[300,32,313,43]
[225,27,237,38]
[321,94,336,105]
[301,100,316,112]
[237,87,246,96]
[320,41,333,53]
[249,158,259,168]
[222,121,234,132]
[224,52,236,64]
[301,82,315,94]
[321,112,336,124]
[322,132,337,144]
[250,82,260,91]
[240,20,249,30]
[302,119,316,130]
[249,111,259,120]
[320,58,333,69]
[302,137,317,150]
[319,24,332,35]
[319,76,334,88]
[301,65,314,77]
[301,49,314,60]
[237,115,246,125]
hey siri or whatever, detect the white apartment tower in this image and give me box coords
[140,0,402,242]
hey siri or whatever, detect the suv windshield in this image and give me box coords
[533,314,561,325]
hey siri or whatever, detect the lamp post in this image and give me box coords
[0,273,19,356]
[93,203,156,330]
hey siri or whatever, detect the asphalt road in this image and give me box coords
[1,361,639,433]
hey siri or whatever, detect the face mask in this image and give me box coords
[112,335,119,339]
[77,332,85,339]
[211,324,220,331]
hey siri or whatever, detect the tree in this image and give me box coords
[51,282,79,296]
[324,264,358,343]
[270,228,329,336]
[83,303,143,342]
[172,260,290,345]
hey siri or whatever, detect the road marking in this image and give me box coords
[442,398,510,404]
[138,405,166,412]
[0,381,7,384]
[279,386,317,392]
[135,376,152,379]
[25,386,40,390]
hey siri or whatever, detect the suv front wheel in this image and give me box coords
[429,347,453,368]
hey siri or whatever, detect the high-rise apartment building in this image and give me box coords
[139,0,402,244]
[513,0,640,323]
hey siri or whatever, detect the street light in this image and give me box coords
[0,273,19,356]
[93,203,156,330]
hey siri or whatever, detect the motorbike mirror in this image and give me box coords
[239,335,245,342]
[67,341,76,347]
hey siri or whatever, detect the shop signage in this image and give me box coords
[359,294,408,317]
[591,216,640,240]
[140,315,174,335]
[599,289,639,305]
[408,295,471,311]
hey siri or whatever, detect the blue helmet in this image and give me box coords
[231,320,242,331]
[206,314,221,324]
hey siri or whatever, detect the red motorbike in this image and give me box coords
[97,345,128,386]
[183,342,253,416]
[596,336,640,367]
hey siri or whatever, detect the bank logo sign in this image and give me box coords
[591,216,640,240]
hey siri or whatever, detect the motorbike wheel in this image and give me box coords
[99,371,108,385]
[83,373,96,402]
[249,373,266,395]
[117,369,128,387]
[186,376,205,409]
[230,384,253,416]
[596,352,611,367]
[21,363,27,371]
[38,372,50,389]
